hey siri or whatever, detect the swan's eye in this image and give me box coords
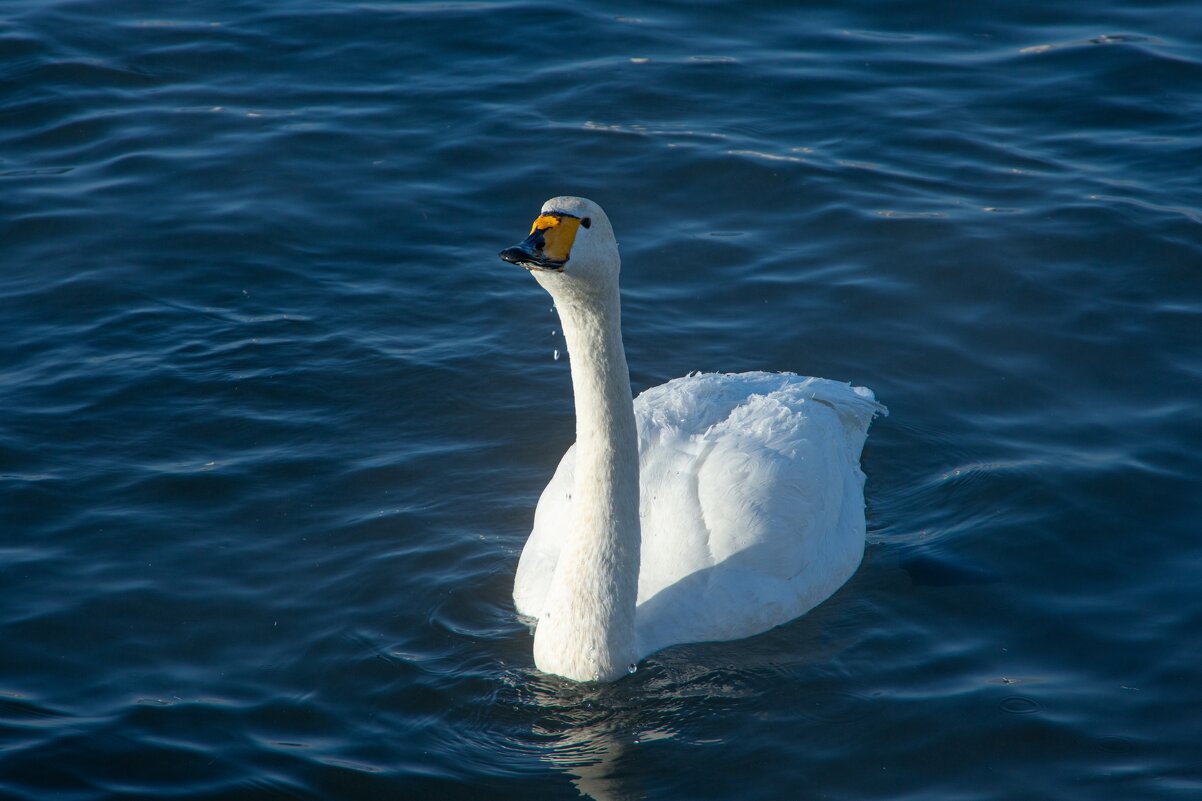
[581,217,592,229]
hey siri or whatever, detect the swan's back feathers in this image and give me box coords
[636,371,883,455]
[512,371,885,658]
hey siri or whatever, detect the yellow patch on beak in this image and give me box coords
[530,214,582,263]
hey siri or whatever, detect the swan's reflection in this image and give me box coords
[520,670,664,801]
[506,655,764,801]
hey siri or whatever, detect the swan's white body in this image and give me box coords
[515,370,883,659]
[501,197,884,682]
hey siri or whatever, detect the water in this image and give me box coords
[2,1,1201,798]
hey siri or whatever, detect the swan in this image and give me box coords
[499,196,885,682]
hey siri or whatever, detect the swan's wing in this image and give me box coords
[632,373,885,655]
[512,443,575,618]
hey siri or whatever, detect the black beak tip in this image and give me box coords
[498,244,564,272]
[498,246,526,265]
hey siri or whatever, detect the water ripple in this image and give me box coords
[2,0,1201,799]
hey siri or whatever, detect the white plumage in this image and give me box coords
[514,372,883,660]
[499,197,885,682]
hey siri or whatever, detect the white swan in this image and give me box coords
[499,197,885,682]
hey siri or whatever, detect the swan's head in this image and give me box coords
[499,196,618,292]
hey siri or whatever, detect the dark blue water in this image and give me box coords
[3,1,1201,798]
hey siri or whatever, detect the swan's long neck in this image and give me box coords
[533,276,641,682]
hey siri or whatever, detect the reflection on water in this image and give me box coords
[525,677,657,801]
[511,664,757,801]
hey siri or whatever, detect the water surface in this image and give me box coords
[2,1,1201,799]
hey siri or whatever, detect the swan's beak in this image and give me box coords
[498,237,564,272]
[498,212,581,272]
